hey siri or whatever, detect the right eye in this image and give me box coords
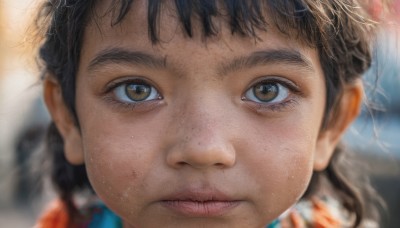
[113,81,160,103]
[244,81,289,104]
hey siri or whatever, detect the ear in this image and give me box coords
[43,76,84,165]
[314,79,363,171]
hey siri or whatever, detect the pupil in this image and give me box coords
[253,83,278,102]
[126,84,151,101]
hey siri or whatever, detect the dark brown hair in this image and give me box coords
[36,0,377,226]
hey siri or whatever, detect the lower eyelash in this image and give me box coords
[101,95,162,112]
[248,98,299,114]
[102,95,138,110]
[267,99,299,112]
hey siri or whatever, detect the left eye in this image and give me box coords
[114,82,160,103]
[244,81,289,103]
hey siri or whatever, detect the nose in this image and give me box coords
[166,100,236,169]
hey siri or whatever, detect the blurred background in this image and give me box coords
[0,0,399,227]
[0,1,51,227]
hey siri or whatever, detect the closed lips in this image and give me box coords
[159,190,241,216]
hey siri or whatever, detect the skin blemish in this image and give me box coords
[131,170,137,180]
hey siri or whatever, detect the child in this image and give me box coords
[34,0,380,227]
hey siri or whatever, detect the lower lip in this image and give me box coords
[161,200,240,217]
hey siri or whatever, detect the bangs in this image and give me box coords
[103,0,329,46]
[101,0,370,60]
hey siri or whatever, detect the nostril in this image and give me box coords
[177,161,188,166]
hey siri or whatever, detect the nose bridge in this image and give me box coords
[166,93,236,169]
[180,89,228,138]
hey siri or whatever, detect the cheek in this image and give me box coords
[83,132,142,208]
[79,113,164,214]
[240,116,317,216]
[250,141,313,195]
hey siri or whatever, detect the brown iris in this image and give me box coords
[125,83,151,101]
[253,83,279,102]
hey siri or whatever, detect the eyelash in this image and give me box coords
[102,77,302,113]
[102,78,163,111]
[241,77,302,113]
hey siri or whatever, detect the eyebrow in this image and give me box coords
[88,48,314,77]
[218,49,314,76]
[88,47,166,72]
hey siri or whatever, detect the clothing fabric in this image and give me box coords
[35,197,345,228]
[35,199,122,228]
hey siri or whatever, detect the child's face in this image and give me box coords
[46,1,359,227]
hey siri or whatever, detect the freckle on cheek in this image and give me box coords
[131,170,138,180]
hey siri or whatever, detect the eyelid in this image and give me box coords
[103,76,162,94]
[245,76,301,95]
